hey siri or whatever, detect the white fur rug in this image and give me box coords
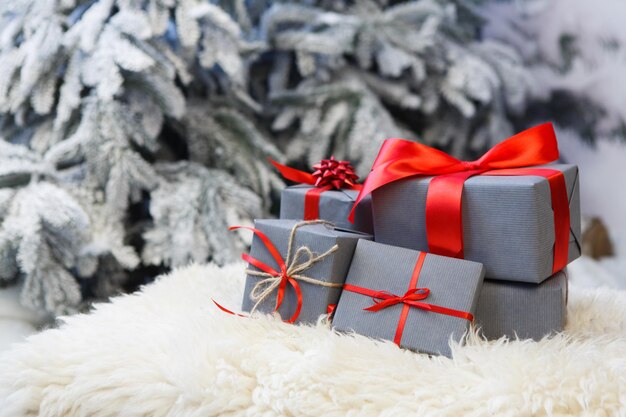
[0,263,625,417]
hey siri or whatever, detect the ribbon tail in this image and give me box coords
[230,226,287,276]
[242,253,280,277]
[327,304,337,315]
[269,158,316,185]
[275,275,288,312]
[405,300,474,321]
[363,298,397,312]
[212,299,247,317]
[285,277,303,324]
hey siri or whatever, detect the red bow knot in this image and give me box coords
[461,160,482,171]
[227,225,304,324]
[311,156,359,189]
[348,123,570,274]
[364,288,431,312]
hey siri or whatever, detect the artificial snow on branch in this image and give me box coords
[0,0,535,316]
[481,0,626,142]
[257,0,533,161]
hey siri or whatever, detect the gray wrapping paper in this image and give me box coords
[280,185,374,235]
[241,219,372,324]
[476,270,567,340]
[332,240,485,357]
[372,164,581,283]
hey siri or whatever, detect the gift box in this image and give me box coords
[271,157,373,234]
[371,163,580,283]
[332,240,485,357]
[240,219,372,324]
[476,270,568,340]
[280,185,373,234]
[351,124,582,283]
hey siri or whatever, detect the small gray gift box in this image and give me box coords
[372,164,581,283]
[241,219,372,324]
[332,240,485,357]
[476,270,567,340]
[280,185,373,235]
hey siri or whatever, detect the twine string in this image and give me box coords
[247,220,341,314]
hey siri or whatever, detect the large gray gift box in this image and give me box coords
[241,219,372,324]
[372,164,581,283]
[280,185,374,234]
[476,270,568,340]
[332,240,485,357]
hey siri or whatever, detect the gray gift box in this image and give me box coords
[241,219,372,324]
[332,240,485,357]
[372,164,581,283]
[476,270,567,340]
[280,185,374,235]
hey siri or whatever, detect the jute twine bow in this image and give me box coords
[229,220,342,323]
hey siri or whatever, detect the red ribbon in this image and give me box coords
[212,299,247,317]
[327,304,337,315]
[225,225,303,323]
[343,252,473,346]
[362,287,430,312]
[349,123,570,274]
[270,158,362,220]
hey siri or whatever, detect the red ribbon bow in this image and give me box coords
[270,157,362,220]
[311,156,360,189]
[363,288,430,312]
[342,252,474,346]
[349,123,570,274]
[222,225,303,324]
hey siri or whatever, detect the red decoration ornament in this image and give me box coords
[269,157,362,221]
[311,156,359,190]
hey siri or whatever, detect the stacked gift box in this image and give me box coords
[224,123,580,357]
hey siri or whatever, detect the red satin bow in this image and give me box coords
[270,157,362,190]
[342,252,474,346]
[363,288,430,312]
[352,285,473,322]
[349,123,570,274]
[225,225,303,323]
[270,158,362,220]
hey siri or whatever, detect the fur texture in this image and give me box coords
[0,263,625,416]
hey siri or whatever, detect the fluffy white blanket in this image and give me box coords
[0,263,624,417]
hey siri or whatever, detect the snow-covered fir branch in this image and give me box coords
[0,0,537,315]
[481,0,626,142]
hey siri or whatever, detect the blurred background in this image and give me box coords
[0,0,625,347]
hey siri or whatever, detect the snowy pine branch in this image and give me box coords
[0,0,535,316]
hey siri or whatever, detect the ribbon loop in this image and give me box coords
[365,287,431,312]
